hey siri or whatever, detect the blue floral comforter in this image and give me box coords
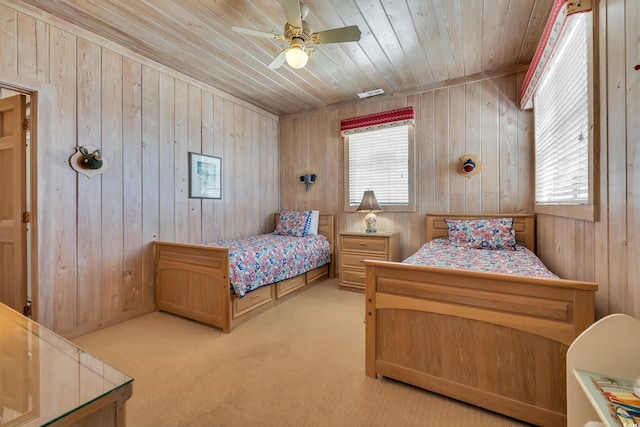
[403,239,558,278]
[203,233,331,297]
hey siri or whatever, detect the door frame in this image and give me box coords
[0,93,28,313]
[0,70,56,326]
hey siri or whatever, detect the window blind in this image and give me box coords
[534,13,589,204]
[521,0,593,109]
[348,125,409,206]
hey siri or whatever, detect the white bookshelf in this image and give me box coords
[566,314,640,427]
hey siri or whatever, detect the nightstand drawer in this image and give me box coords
[341,236,389,253]
[341,268,367,285]
[341,252,388,268]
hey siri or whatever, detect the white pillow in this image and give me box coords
[307,210,320,235]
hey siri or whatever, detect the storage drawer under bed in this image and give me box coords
[232,286,273,318]
[276,275,306,298]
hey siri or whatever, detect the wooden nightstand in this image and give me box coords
[339,231,400,292]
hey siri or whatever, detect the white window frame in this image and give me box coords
[533,11,599,221]
[343,124,415,213]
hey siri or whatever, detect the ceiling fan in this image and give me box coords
[231,0,361,73]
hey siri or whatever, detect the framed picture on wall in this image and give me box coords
[189,152,222,199]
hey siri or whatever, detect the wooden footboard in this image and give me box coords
[364,261,597,426]
[155,242,232,332]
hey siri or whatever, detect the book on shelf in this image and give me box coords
[574,370,640,427]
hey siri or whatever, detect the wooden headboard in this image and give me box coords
[425,213,536,252]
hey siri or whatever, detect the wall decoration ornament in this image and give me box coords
[69,146,108,178]
[299,173,317,191]
[457,154,482,179]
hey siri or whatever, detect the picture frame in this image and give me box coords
[189,152,222,199]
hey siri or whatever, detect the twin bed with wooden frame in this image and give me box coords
[364,213,598,427]
[154,213,334,333]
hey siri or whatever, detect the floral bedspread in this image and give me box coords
[403,239,558,278]
[203,233,331,297]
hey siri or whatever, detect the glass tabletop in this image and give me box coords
[0,303,133,426]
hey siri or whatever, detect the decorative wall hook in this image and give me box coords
[70,145,108,178]
[457,154,482,179]
[299,173,317,191]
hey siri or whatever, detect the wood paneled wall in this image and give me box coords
[536,0,640,319]
[279,72,533,261]
[0,2,279,337]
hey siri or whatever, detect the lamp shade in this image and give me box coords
[356,190,383,212]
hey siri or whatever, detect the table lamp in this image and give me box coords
[356,190,383,233]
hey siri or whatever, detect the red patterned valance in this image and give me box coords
[520,0,592,110]
[340,107,414,136]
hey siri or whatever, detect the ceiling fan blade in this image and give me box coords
[231,26,281,40]
[268,50,287,69]
[280,0,302,28]
[311,25,361,44]
[308,49,338,73]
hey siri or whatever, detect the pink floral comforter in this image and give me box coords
[403,239,558,278]
[203,233,331,297]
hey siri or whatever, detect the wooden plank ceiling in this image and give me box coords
[22,0,552,116]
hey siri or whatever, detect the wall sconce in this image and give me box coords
[356,190,383,233]
[70,145,108,178]
[300,173,317,191]
[457,154,482,179]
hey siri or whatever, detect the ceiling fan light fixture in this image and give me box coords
[232,1,361,73]
[286,46,308,69]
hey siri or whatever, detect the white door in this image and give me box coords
[0,94,27,313]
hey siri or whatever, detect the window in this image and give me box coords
[342,107,415,212]
[530,10,598,221]
[347,125,410,206]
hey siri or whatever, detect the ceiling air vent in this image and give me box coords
[357,88,385,99]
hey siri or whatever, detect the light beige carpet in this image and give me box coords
[73,279,531,427]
